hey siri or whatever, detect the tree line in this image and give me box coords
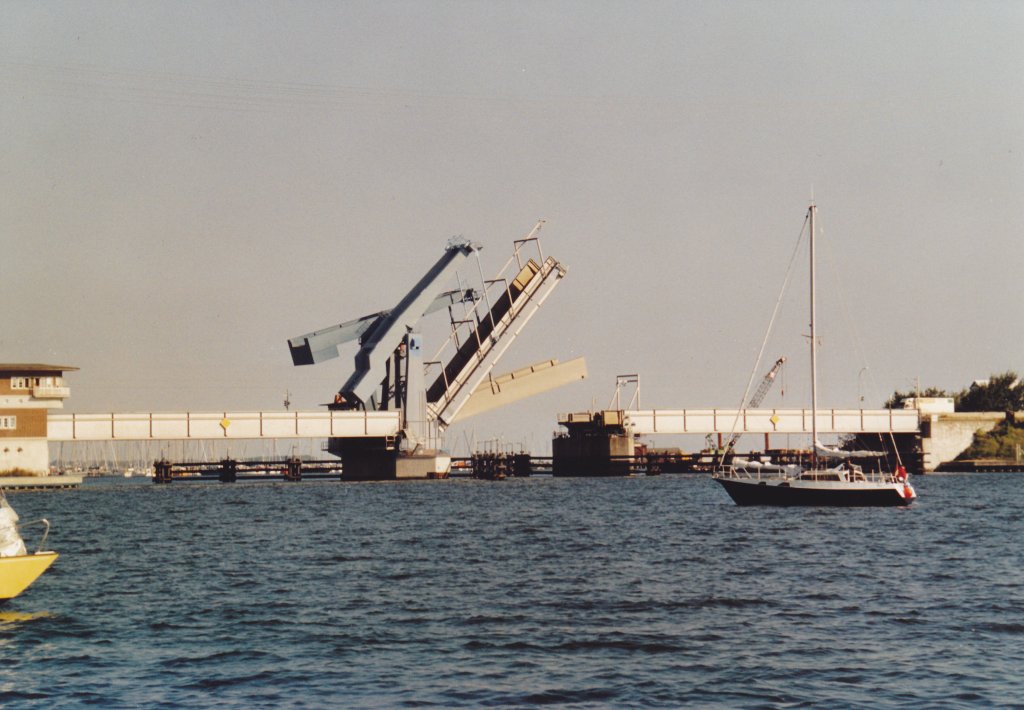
[885,371,1023,413]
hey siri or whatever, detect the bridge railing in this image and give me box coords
[623,409,919,435]
[48,410,402,441]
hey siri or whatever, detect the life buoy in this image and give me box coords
[902,483,914,499]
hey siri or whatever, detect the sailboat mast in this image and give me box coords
[809,202,818,469]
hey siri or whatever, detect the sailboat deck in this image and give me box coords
[720,464,897,485]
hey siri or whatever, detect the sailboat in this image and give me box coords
[714,203,917,507]
[0,492,58,602]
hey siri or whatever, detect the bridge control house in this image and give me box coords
[0,364,76,475]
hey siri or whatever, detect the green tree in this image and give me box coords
[884,371,1024,412]
[955,371,1023,412]
[884,386,950,409]
[957,418,1024,460]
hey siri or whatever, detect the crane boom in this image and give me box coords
[722,356,785,455]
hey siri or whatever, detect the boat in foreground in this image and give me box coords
[1,494,58,602]
[713,202,917,507]
[715,461,916,507]
[1,552,59,602]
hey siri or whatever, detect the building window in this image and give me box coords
[0,416,16,430]
[8,376,61,389]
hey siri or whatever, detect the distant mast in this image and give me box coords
[809,202,818,470]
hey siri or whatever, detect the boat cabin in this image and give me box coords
[798,464,867,482]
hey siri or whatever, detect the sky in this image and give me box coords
[2,1,1022,455]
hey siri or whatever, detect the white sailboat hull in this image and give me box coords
[715,473,916,507]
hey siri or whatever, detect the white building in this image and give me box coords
[0,364,76,475]
[902,397,955,415]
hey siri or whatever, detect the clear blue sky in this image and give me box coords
[3,1,1022,453]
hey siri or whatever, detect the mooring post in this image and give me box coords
[219,458,237,483]
[154,459,173,484]
[286,457,302,482]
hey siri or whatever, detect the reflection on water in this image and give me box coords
[0,610,53,625]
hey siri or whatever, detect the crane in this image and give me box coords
[721,356,786,458]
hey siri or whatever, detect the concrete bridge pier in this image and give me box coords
[919,412,1017,472]
[327,436,453,480]
[552,411,636,477]
[328,437,396,481]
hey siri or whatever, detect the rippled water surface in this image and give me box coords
[2,473,1022,708]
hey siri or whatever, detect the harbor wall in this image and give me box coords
[0,438,49,475]
[919,412,1008,471]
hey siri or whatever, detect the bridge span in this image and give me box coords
[47,410,401,441]
[621,408,920,435]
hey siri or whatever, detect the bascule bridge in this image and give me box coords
[286,222,586,479]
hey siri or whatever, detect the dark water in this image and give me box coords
[2,473,1022,708]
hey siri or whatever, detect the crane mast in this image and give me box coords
[721,356,786,457]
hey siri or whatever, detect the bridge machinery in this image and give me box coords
[287,222,586,480]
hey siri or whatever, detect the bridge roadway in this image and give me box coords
[47,410,401,441]
[45,407,919,442]
[622,408,919,435]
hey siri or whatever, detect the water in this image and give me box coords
[2,473,1022,708]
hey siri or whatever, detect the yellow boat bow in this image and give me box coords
[0,551,58,601]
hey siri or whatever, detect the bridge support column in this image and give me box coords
[329,437,397,481]
[553,410,635,477]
